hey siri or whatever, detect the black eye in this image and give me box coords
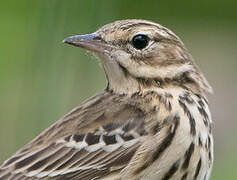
[132,34,149,50]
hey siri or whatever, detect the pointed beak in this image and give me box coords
[62,33,110,53]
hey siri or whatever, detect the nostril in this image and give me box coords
[93,35,102,41]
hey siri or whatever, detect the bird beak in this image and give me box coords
[62,33,110,53]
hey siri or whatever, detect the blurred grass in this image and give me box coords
[0,0,237,179]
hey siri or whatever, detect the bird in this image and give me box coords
[0,19,213,180]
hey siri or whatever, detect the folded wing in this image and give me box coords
[0,92,148,180]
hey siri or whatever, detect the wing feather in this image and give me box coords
[0,92,149,179]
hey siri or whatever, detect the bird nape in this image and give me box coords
[0,19,213,180]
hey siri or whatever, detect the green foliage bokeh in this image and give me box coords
[0,0,237,179]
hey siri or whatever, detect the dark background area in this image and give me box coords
[0,0,236,179]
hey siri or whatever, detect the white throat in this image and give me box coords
[96,53,140,94]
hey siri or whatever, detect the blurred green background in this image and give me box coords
[0,0,236,179]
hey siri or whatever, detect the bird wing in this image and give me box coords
[0,92,149,180]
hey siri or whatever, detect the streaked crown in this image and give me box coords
[64,19,212,95]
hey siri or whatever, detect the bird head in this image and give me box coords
[63,19,212,95]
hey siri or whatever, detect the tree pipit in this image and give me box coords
[0,19,213,180]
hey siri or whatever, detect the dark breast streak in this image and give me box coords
[134,114,180,176]
[132,90,212,180]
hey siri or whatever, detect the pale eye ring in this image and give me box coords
[131,34,149,50]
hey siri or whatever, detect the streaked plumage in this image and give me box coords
[0,19,213,180]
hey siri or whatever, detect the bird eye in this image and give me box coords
[131,34,149,50]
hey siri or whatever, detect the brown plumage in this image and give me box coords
[0,19,213,180]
